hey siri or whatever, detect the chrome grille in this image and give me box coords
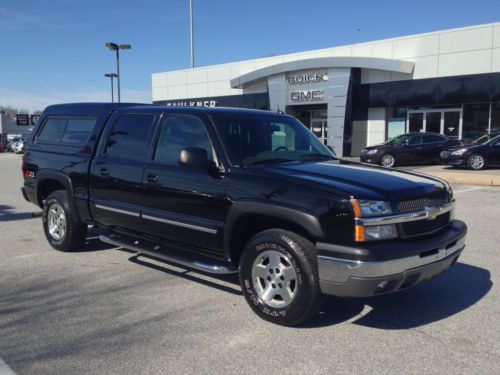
[397,198,447,213]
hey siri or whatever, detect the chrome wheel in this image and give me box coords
[380,154,395,168]
[47,203,66,241]
[469,154,485,170]
[251,250,298,308]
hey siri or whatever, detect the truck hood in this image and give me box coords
[263,159,447,201]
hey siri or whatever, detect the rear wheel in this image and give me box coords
[239,229,322,326]
[467,154,486,170]
[380,153,396,168]
[43,190,87,252]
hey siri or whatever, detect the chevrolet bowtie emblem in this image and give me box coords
[425,206,440,220]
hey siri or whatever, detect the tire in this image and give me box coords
[239,229,323,326]
[467,154,486,170]
[42,190,87,252]
[379,153,396,168]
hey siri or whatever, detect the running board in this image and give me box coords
[99,233,238,274]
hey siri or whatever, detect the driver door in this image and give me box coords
[141,111,228,254]
[397,135,423,164]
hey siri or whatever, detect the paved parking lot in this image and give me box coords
[0,153,499,374]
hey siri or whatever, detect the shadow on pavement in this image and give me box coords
[0,204,38,222]
[128,255,241,296]
[303,262,492,329]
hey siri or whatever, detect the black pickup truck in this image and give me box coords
[22,103,467,326]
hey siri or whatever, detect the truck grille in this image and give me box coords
[400,212,450,237]
[397,197,446,213]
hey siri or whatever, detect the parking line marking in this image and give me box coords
[0,358,15,375]
[454,187,484,194]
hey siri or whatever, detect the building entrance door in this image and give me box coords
[285,104,328,144]
[310,110,327,144]
[406,108,462,139]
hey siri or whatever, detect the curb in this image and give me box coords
[422,172,500,186]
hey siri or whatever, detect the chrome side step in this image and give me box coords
[100,233,238,275]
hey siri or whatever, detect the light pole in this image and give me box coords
[104,73,118,102]
[105,42,131,102]
[189,0,194,68]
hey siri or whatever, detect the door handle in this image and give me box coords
[99,168,110,177]
[145,174,158,184]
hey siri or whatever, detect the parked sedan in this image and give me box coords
[360,133,463,168]
[440,132,500,170]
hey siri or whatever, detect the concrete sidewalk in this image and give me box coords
[343,157,500,186]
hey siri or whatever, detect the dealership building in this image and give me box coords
[152,22,500,157]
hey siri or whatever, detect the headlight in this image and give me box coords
[451,148,467,156]
[357,200,393,217]
[364,224,398,241]
[367,149,378,155]
[351,199,396,242]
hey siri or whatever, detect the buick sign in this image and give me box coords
[288,72,328,85]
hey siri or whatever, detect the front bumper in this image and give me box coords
[317,220,466,297]
[359,153,380,164]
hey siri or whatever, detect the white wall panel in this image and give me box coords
[351,42,392,59]
[439,27,492,54]
[167,85,187,98]
[166,71,187,86]
[186,83,208,98]
[492,48,500,72]
[493,26,500,48]
[186,68,208,84]
[438,50,492,77]
[361,69,392,84]
[392,35,439,59]
[367,108,386,146]
[207,66,231,81]
[403,55,439,79]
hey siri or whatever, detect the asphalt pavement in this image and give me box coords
[0,153,499,374]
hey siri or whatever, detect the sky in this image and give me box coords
[1,0,500,112]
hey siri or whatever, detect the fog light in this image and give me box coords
[377,281,389,290]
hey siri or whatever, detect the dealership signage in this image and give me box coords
[287,72,328,85]
[16,114,29,126]
[165,100,217,107]
[290,90,324,102]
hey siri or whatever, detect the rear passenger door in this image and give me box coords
[141,112,228,254]
[422,134,446,162]
[90,112,157,230]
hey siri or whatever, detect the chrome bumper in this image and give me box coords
[317,234,466,297]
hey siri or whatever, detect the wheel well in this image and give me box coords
[229,214,315,264]
[37,179,65,206]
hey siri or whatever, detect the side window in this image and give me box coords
[407,135,422,145]
[154,114,212,165]
[37,117,97,145]
[423,134,445,144]
[105,114,155,160]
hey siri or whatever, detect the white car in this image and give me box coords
[11,139,26,154]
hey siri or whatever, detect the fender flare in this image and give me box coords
[223,200,324,259]
[35,170,80,221]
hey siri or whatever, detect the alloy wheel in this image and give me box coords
[381,154,395,168]
[47,203,67,241]
[469,154,485,170]
[251,250,298,308]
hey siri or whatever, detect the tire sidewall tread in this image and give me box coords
[239,229,322,326]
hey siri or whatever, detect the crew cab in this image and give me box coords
[22,103,467,326]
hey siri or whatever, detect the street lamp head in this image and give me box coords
[105,42,118,50]
[105,73,118,78]
[119,44,131,50]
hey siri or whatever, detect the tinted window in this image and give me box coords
[423,134,445,143]
[105,114,155,160]
[37,117,97,144]
[406,135,422,145]
[154,115,212,165]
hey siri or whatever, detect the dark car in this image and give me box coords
[360,133,463,168]
[440,132,500,170]
[21,103,466,326]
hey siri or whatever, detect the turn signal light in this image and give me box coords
[354,225,365,242]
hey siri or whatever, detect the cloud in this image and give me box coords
[0,9,62,30]
[0,87,152,112]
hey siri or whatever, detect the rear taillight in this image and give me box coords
[22,153,28,177]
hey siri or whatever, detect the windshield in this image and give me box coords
[210,113,335,166]
[384,134,407,145]
[472,134,500,145]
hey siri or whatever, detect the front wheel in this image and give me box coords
[379,153,396,168]
[43,190,87,252]
[239,229,322,326]
[467,154,486,170]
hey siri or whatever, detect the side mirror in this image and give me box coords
[179,148,209,169]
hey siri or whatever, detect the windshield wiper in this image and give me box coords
[249,158,295,166]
